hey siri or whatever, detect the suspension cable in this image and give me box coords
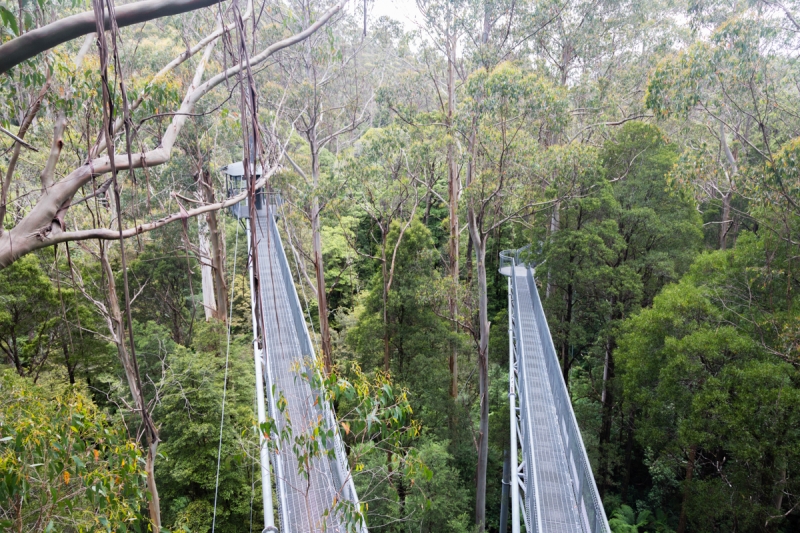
[211,217,241,532]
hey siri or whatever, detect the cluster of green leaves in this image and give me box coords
[151,321,260,533]
[617,232,800,531]
[609,504,673,533]
[0,370,145,531]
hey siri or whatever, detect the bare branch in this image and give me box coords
[0,126,38,151]
[0,0,226,74]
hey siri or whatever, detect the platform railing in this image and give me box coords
[509,256,543,533]
[524,266,610,533]
[266,206,367,533]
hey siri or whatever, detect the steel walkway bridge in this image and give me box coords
[500,249,611,533]
[242,200,364,533]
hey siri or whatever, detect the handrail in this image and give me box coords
[525,266,611,533]
[509,256,544,533]
[266,207,367,533]
[247,218,289,532]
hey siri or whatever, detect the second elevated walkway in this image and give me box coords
[502,249,610,533]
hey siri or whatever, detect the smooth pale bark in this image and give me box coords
[719,122,737,250]
[382,233,390,372]
[92,0,253,159]
[545,202,559,298]
[198,215,217,320]
[0,0,224,74]
[0,80,51,233]
[446,24,459,401]
[0,3,343,269]
[311,192,333,373]
[200,170,227,320]
[471,232,490,532]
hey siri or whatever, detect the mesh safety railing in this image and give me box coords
[523,266,610,533]
[266,207,367,533]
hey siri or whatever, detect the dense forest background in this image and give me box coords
[0,0,799,531]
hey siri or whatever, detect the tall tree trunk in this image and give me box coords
[719,121,737,251]
[200,169,227,319]
[562,279,573,386]
[774,463,786,511]
[621,408,635,504]
[720,190,731,251]
[545,201,559,298]
[99,245,161,527]
[447,22,459,400]
[472,234,490,532]
[598,334,615,497]
[198,214,217,320]
[382,228,390,372]
[499,449,510,533]
[310,141,332,374]
[677,444,697,533]
[311,194,331,372]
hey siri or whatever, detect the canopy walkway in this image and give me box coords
[500,250,611,533]
[243,199,363,533]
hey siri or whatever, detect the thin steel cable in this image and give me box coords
[211,218,241,532]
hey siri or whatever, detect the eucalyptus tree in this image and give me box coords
[346,125,422,372]
[275,0,373,374]
[646,4,800,249]
[0,2,346,527]
[415,0,469,401]
[461,61,569,529]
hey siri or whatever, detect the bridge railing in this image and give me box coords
[266,208,367,533]
[500,250,541,533]
[524,267,610,533]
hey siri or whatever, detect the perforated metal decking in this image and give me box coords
[251,207,362,533]
[501,249,610,533]
[515,276,585,533]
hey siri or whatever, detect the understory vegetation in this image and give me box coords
[0,0,799,532]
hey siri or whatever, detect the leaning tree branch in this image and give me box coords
[0,2,344,268]
[44,165,280,249]
[0,0,227,75]
[93,0,254,158]
[40,113,67,189]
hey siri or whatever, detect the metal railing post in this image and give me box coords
[246,219,275,531]
[508,274,520,533]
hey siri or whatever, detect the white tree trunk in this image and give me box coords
[198,215,217,320]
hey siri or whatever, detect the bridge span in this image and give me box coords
[500,249,610,533]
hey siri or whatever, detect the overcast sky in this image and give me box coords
[365,0,421,31]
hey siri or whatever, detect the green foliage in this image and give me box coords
[0,370,145,531]
[617,233,800,531]
[153,321,259,533]
[609,504,673,533]
[0,255,58,379]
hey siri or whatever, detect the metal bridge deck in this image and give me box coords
[253,209,344,532]
[515,274,586,533]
